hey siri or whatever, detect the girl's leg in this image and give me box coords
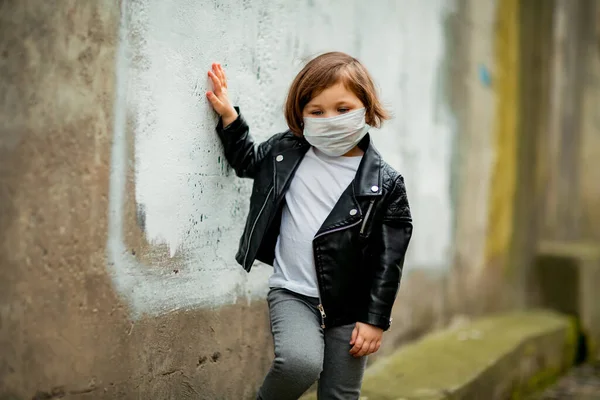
[317,324,368,400]
[257,288,324,400]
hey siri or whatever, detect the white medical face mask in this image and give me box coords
[302,108,370,157]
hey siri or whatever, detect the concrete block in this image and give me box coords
[301,311,575,400]
[533,241,600,360]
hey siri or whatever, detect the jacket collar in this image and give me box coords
[353,134,383,197]
[275,132,383,200]
[273,134,310,200]
[313,133,383,236]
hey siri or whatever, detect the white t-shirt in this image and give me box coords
[269,147,363,298]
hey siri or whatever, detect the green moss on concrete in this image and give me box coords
[510,315,577,399]
[586,335,598,362]
[301,310,575,400]
[510,362,566,399]
[564,315,578,364]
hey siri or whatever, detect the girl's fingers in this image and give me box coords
[206,91,223,110]
[208,70,221,89]
[212,63,221,81]
[218,64,227,88]
[213,63,226,87]
[366,341,377,356]
[208,70,222,94]
[350,326,358,345]
[207,64,233,117]
[350,335,364,355]
[366,340,376,356]
[354,341,371,357]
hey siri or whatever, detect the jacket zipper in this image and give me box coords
[317,304,327,329]
[360,199,375,235]
[314,219,363,240]
[243,149,303,268]
[243,186,274,268]
[313,218,363,328]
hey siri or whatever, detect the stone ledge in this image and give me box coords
[534,240,600,360]
[302,310,576,400]
[537,241,600,260]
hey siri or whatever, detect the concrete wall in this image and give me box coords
[530,0,600,359]
[0,2,268,399]
[112,0,464,346]
[0,0,546,398]
[446,0,500,314]
[578,1,600,243]
[113,0,457,322]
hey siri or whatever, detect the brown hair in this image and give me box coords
[284,52,390,135]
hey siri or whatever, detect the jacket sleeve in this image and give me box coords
[215,107,277,179]
[361,175,413,331]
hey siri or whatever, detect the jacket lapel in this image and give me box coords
[353,134,383,197]
[316,134,383,236]
[273,136,310,202]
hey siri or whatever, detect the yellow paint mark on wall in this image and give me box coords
[485,0,520,267]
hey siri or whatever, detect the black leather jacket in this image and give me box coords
[216,110,413,331]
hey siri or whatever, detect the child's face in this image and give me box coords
[303,82,365,119]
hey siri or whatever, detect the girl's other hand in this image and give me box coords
[349,322,383,358]
[206,63,238,126]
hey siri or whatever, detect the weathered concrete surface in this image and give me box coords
[0,0,520,398]
[110,0,458,322]
[0,2,272,399]
[0,0,470,399]
[579,2,600,244]
[531,241,600,361]
[451,0,497,275]
[536,0,600,246]
[302,311,575,400]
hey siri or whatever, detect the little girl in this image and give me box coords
[206,52,413,400]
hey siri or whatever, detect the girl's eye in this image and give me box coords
[311,110,323,116]
[338,108,350,113]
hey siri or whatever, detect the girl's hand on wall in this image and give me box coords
[349,322,383,357]
[206,63,238,127]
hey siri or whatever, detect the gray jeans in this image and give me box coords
[257,288,367,400]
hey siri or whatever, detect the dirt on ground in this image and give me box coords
[531,360,600,400]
